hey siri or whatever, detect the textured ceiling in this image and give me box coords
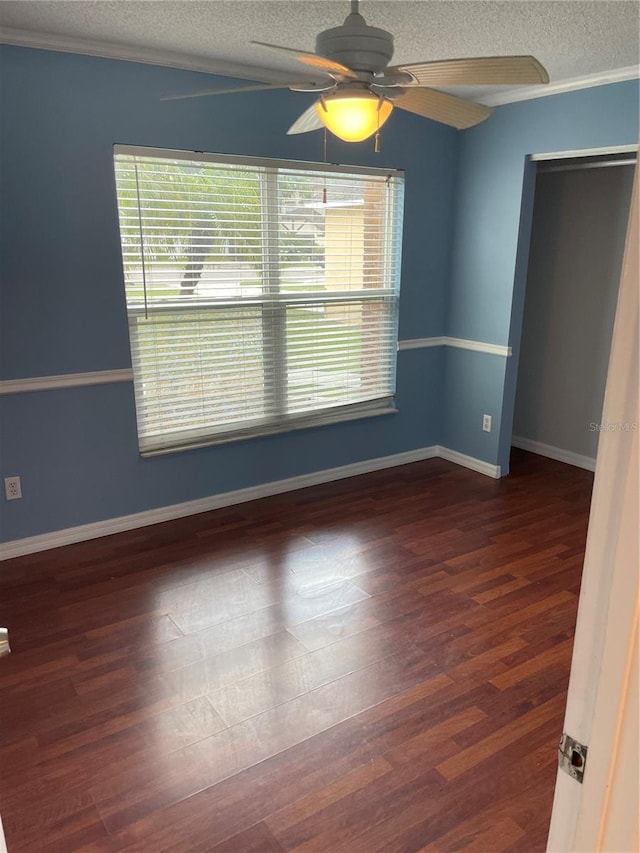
[1,1,639,100]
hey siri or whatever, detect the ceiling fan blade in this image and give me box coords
[161,82,316,101]
[393,88,492,130]
[287,103,324,135]
[251,41,358,80]
[387,56,549,87]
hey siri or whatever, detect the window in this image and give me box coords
[114,146,404,455]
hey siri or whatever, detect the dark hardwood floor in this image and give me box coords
[0,450,594,852]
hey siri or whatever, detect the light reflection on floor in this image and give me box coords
[146,529,370,754]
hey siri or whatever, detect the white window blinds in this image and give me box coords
[113,146,404,455]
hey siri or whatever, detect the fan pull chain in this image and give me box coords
[374,99,382,154]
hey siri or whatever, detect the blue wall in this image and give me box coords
[0,45,455,541]
[1,44,637,544]
[443,80,639,473]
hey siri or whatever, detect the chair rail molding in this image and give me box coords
[399,337,512,356]
[0,369,134,394]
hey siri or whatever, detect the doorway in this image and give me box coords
[511,152,635,470]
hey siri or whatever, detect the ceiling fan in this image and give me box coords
[164,0,549,143]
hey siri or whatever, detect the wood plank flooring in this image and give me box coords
[0,450,593,852]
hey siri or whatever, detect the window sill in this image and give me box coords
[140,404,399,457]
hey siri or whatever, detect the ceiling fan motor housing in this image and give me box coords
[315,12,394,73]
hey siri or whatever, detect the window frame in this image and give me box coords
[114,145,405,456]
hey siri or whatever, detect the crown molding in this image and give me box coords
[2,26,638,105]
[481,65,640,106]
[0,26,304,85]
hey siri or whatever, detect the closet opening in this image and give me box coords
[511,149,636,472]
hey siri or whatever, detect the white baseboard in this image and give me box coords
[0,445,501,561]
[512,436,596,472]
[437,446,502,479]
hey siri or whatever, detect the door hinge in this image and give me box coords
[558,732,588,783]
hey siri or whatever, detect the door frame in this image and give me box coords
[546,162,638,850]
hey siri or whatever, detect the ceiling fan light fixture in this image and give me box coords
[315,93,393,142]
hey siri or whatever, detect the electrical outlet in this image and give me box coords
[4,476,22,500]
[482,414,492,433]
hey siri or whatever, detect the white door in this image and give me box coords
[547,167,638,851]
